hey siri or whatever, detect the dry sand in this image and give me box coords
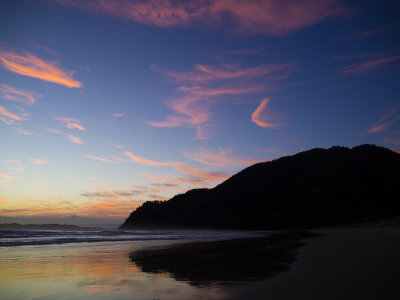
[223,228,400,300]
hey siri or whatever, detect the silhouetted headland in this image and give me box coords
[120,144,400,230]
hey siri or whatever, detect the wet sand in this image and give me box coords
[129,231,317,286]
[2,228,399,299]
[222,228,400,300]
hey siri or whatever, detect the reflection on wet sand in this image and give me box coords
[130,231,318,286]
[0,232,317,300]
[0,240,236,300]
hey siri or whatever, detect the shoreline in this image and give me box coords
[222,227,400,300]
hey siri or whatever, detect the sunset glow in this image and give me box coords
[1,0,399,225]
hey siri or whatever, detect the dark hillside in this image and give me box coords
[120,145,400,229]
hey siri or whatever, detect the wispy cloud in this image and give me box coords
[0,83,41,105]
[341,54,400,74]
[148,194,170,201]
[340,28,387,41]
[153,62,296,83]
[47,128,63,134]
[124,150,230,185]
[85,155,116,163]
[251,98,278,128]
[53,0,345,36]
[82,191,137,199]
[0,173,15,179]
[150,62,293,139]
[77,200,140,218]
[110,113,125,117]
[16,128,35,135]
[30,159,48,165]
[184,147,263,167]
[55,116,85,130]
[148,174,214,188]
[365,104,400,134]
[174,165,229,182]
[0,106,24,125]
[66,134,85,144]
[6,167,24,172]
[124,151,178,166]
[0,48,82,88]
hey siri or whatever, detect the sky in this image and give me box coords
[1,0,399,226]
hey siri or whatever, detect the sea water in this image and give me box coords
[0,229,267,300]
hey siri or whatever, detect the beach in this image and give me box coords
[1,228,399,299]
[222,228,400,300]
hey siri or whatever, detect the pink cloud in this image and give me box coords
[0,48,82,88]
[53,0,345,36]
[85,155,116,163]
[154,62,296,83]
[110,113,125,117]
[47,128,63,134]
[30,159,48,165]
[16,128,35,135]
[0,106,24,125]
[148,174,214,188]
[82,190,137,199]
[366,124,388,134]
[365,104,400,134]
[178,85,265,97]
[124,151,178,166]
[175,165,229,182]
[0,173,15,179]
[383,137,400,146]
[341,55,400,74]
[0,83,41,105]
[150,61,294,139]
[148,86,268,139]
[184,147,266,167]
[56,116,85,130]
[251,98,278,128]
[66,134,85,144]
[149,95,210,129]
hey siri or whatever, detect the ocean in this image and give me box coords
[0,228,260,247]
[0,229,278,300]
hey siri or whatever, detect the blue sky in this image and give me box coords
[1,0,399,225]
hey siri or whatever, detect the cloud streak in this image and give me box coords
[125,151,178,166]
[184,147,264,167]
[365,104,400,134]
[31,159,48,165]
[153,62,296,83]
[0,83,41,105]
[148,174,213,188]
[0,48,82,88]
[85,155,117,163]
[251,98,278,128]
[341,54,400,74]
[0,106,24,125]
[53,0,345,36]
[150,62,293,139]
[56,116,85,130]
[174,165,229,182]
[67,134,85,144]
